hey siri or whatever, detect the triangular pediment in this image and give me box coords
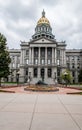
[30,37,56,44]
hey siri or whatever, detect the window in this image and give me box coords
[17,56,20,62]
[57,50,60,59]
[48,68,52,78]
[26,50,29,56]
[44,27,46,31]
[34,59,38,64]
[47,27,49,31]
[57,59,60,65]
[48,59,51,65]
[41,48,45,57]
[26,68,28,75]
[41,68,45,78]
[66,56,69,61]
[12,56,15,62]
[34,68,38,77]
[67,63,70,68]
[77,63,80,69]
[38,27,40,31]
[72,56,74,60]
[47,48,52,57]
[12,63,15,68]
[77,56,80,61]
[57,69,60,76]
[43,27,44,31]
[26,59,29,64]
[17,64,20,68]
[34,47,38,57]
[41,59,45,64]
[72,71,75,77]
[72,63,75,68]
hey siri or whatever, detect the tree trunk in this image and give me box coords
[0,78,1,87]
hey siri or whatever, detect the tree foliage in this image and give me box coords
[78,69,82,83]
[0,33,11,86]
[61,70,73,85]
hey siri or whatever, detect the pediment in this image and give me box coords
[30,37,56,44]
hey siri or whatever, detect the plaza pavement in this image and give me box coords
[0,93,82,130]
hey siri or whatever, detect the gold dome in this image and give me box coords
[37,10,50,25]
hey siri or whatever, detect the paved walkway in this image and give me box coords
[0,93,82,130]
[0,86,82,94]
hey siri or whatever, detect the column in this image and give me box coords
[45,68,47,79]
[23,49,25,64]
[38,47,40,65]
[20,49,23,65]
[29,47,31,65]
[31,47,34,65]
[64,50,66,66]
[60,50,63,66]
[20,49,25,65]
[52,47,54,65]
[38,68,40,78]
[45,47,47,65]
[55,48,57,64]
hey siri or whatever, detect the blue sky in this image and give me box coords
[0,0,82,49]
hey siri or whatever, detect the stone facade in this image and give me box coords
[8,11,82,84]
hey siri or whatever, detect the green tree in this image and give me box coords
[78,69,82,83]
[0,33,11,86]
[61,70,73,86]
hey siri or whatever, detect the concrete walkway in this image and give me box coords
[0,93,82,130]
[0,86,82,94]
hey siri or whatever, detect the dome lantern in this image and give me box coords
[37,10,50,25]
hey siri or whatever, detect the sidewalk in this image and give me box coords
[0,93,82,130]
[0,86,82,94]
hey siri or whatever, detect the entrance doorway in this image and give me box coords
[41,68,45,81]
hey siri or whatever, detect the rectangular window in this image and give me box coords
[48,68,52,78]
[26,59,29,64]
[12,63,15,68]
[26,50,29,56]
[17,64,20,68]
[41,68,45,78]
[57,50,60,59]
[57,59,60,65]
[34,48,38,57]
[77,63,80,69]
[48,59,51,64]
[41,47,45,57]
[34,59,38,64]
[26,68,28,75]
[72,56,74,60]
[66,56,69,61]
[67,63,70,68]
[77,56,80,61]
[72,71,75,77]
[41,59,45,64]
[47,48,52,57]
[34,68,38,77]
[72,63,75,68]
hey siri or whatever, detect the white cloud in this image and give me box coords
[0,0,82,49]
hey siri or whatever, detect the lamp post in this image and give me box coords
[64,72,68,87]
[16,71,20,86]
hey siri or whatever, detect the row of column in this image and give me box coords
[29,47,57,65]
